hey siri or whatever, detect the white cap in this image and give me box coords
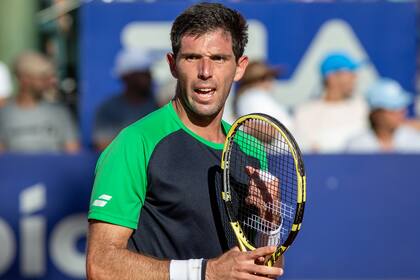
[113,48,154,77]
[366,78,412,110]
[0,62,12,98]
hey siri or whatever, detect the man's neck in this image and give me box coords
[323,88,347,102]
[172,99,225,144]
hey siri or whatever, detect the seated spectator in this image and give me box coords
[93,48,158,150]
[294,52,368,153]
[346,78,420,153]
[0,51,80,153]
[234,60,293,130]
[0,61,12,107]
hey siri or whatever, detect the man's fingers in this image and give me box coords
[245,246,277,259]
[255,256,265,264]
[251,265,284,278]
[245,166,256,176]
[246,166,278,185]
[230,246,241,252]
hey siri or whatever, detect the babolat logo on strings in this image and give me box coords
[92,194,112,207]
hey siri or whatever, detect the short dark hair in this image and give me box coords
[170,2,248,61]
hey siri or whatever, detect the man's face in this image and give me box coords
[340,71,356,96]
[24,72,51,99]
[167,28,248,119]
[327,71,357,99]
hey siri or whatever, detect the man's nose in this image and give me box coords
[197,58,213,80]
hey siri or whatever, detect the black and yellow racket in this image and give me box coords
[221,113,306,266]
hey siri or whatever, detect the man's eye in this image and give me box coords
[212,56,225,62]
[186,55,199,61]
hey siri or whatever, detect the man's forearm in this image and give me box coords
[87,246,169,280]
[87,221,170,280]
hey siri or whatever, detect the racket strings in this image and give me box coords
[244,214,279,234]
[228,118,298,248]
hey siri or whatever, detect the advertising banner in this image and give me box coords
[1,154,420,279]
[80,1,416,145]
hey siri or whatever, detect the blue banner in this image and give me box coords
[0,153,97,279]
[1,153,420,279]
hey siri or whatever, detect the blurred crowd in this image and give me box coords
[0,51,79,153]
[0,0,418,155]
[0,47,420,155]
[233,52,420,153]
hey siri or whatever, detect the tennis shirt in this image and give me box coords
[88,102,242,259]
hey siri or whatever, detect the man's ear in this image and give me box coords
[233,55,249,82]
[166,53,178,79]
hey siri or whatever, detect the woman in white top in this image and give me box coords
[346,78,420,153]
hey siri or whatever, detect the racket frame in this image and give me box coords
[221,113,306,266]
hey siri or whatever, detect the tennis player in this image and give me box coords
[86,2,284,279]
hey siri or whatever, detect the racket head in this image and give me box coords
[221,113,306,265]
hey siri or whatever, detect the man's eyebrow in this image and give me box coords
[179,52,233,59]
[210,54,233,59]
[179,52,202,58]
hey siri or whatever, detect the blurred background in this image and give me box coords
[0,0,419,279]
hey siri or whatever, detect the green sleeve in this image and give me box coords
[88,127,147,229]
[222,120,268,170]
[235,131,268,171]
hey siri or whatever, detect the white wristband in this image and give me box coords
[257,170,276,182]
[169,259,203,280]
[268,226,281,246]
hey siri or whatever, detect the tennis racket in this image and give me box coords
[221,113,306,266]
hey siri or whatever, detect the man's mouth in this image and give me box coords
[193,87,216,101]
[194,88,216,95]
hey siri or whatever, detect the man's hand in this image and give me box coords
[245,166,281,226]
[206,246,283,279]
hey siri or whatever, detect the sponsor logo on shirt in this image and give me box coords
[92,194,112,207]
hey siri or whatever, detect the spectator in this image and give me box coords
[0,51,80,153]
[234,60,294,130]
[0,61,13,107]
[294,52,368,153]
[346,78,420,153]
[93,48,158,150]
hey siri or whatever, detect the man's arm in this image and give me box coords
[245,166,280,226]
[244,166,285,269]
[64,141,81,153]
[87,220,283,280]
[56,105,81,154]
[86,220,169,280]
